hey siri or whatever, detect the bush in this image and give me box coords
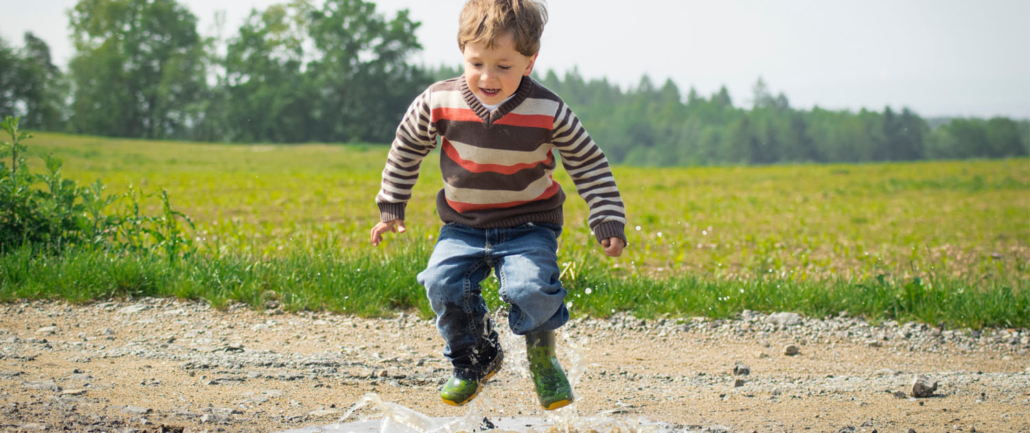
[0,116,195,257]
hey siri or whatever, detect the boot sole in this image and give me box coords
[542,398,573,410]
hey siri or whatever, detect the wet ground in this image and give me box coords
[1,298,1028,432]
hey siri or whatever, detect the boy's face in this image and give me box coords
[462,33,537,106]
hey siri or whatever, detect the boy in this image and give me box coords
[370,0,626,410]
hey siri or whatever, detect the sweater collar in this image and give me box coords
[460,75,534,127]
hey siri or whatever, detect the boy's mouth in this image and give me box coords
[480,88,501,97]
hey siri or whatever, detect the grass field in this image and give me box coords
[2,132,1028,328]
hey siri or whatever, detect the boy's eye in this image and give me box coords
[498,66,511,71]
[470,62,483,67]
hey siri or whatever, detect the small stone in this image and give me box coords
[61,389,87,396]
[838,427,856,433]
[734,378,745,387]
[783,345,800,356]
[35,327,58,335]
[766,312,802,327]
[22,381,61,392]
[911,374,937,398]
[732,362,751,376]
[754,351,769,359]
[117,305,148,314]
[308,409,341,417]
[378,369,389,378]
[18,424,46,431]
[867,340,882,348]
[122,406,152,415]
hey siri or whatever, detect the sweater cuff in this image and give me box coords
[593,221,627,246]
[378,202,406,223]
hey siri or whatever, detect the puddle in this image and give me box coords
[276,392,673,433]
[280,311,678,433]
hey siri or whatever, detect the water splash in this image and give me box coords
[279,310,671,433]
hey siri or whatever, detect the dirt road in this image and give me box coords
[1,298,1027,432]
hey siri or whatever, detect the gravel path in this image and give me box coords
[0,299,1028,432]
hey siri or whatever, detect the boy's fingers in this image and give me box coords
[601,238,611,248]
[397,221,407,233]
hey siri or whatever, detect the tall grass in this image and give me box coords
[2,132,1027,329]
[2,241,1027,328]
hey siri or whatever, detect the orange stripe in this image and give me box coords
[443,139,553,175]
[446,180,561,213]
[495,113,553,129]
[432,107,481,123]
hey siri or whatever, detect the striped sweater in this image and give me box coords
[376,75,627,244]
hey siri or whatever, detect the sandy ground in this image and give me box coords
[0,298,1028,433]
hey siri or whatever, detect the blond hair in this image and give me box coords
[457,0,548,57]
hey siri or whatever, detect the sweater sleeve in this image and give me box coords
[375,88,438,223]
[551,102,628,245]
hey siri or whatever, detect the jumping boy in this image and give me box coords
[370,0,627,410]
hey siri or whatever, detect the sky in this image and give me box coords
[2,0,1028,119]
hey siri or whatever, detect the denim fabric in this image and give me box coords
[417,221,569,374]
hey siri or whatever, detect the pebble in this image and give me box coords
[308,409,341,417]
[733,378,745,387]
[766,312,802,328]
[732,362,751,376]
[118,305,148,314]
[61,389,87,396]
[783,345,800,356]
[22,381,60,392]
[121,406,152,415]
[911,375,937,398]
[35,327,58,335]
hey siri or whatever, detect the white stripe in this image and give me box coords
[444,176,555,205]
[509,98,561,117]
[431,90,469,110]
[448,138,553,166]
[566,157,608,178]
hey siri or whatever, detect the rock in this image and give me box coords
[766,312,802,327]
[783,345,800,356]
[308,409,341,417]
[22,381,61,392]
[754,351,769,359]
[118,305,148,314]
[733,378,745,387]
[732,362,751,376]
[18,424,46,431]
[911,375,937,398]
[200,414,229,424]
[35,326,58,335]
[838,427,856,433]
[61,389,87,396]
[122,406,152,415]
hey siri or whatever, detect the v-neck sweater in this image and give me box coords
[376,75,627,244]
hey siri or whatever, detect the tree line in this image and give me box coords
[1,0,1027,165]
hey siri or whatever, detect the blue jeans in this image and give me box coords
[418,221,569,375]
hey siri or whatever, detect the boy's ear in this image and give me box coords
[523,53,538,77]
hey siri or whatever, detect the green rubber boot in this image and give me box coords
[439,348,503,406]
[526,330,574,410]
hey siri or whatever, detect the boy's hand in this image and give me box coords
[601,237,625,257]
[370,220,406,246]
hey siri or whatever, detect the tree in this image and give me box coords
[306,0,427,143]
[223,0,315,143]
[0,37,19,118]
[17,33,69,130]
[68,0,207,138]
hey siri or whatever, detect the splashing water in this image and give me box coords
[279,309,669,433]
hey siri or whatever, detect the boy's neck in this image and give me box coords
[474,92,515,112]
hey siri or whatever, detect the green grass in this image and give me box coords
[2,131,1028,328]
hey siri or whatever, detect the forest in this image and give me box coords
[1,0,1027,166]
